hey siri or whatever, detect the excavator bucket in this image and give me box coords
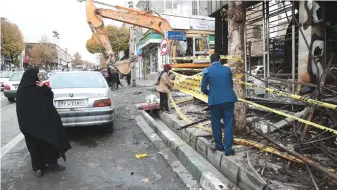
[112,56,138,75]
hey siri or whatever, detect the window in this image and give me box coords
[195,38,209,52]
[173,0,177,9]
[9,72,23,81]
[0,71,13,78]
[252,25,262,39]
[50,73,106,89]
[166,0,172,10]
[192,0,198,15]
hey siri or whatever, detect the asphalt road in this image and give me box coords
[1,87,187,190]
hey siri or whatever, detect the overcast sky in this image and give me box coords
[1,0,138,64]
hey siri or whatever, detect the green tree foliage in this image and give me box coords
[1,19,24,64]
[29,35,57,67]
[86,25,129,55]
[86,35,102,54]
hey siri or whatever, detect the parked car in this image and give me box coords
[0,71,13,91]
[3,71,49,102]
[48,71,114,132]
[248,66,264,82]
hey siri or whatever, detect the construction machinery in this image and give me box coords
[84,0,213,74]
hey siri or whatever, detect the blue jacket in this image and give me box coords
[201,62,238,106]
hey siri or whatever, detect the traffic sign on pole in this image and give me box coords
[160,38,169,56]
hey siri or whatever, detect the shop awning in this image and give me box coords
[136,33,163,50]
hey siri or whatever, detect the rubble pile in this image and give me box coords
[168,90,337,190]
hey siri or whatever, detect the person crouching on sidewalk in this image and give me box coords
[156,64,173,112]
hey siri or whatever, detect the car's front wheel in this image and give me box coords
[103,122,114,133]
[8,97,15,102]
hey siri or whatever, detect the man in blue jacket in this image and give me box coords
[201,53,238,156]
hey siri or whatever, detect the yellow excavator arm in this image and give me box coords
[86,0,114,63]
[85,0,173,68]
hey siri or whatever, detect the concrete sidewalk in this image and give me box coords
[119,78,156,87]
[141,110,238,190]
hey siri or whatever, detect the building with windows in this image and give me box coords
[133,0,215,79]
[208,0,337,97]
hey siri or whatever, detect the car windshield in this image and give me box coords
[9,72,24,81]
[50,72,106,89]
[0,71,13,78]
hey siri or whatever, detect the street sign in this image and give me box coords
[167,31,186,41]
[160,38,169,55]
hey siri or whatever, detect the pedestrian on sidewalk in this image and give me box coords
[16,68,71,177]
[115,68,121,88]
[201,53,238,156]
[111,68,121,90]
[126,71,131,86]
[106,67,113,88]
[156,64,173,112]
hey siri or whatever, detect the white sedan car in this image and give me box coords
[48,71,114,132]
[3,71,49,102]
[0,71,13,91]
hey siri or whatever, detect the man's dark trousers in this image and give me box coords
[210,102,234,155]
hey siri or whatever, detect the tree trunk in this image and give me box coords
[227,1,247,134]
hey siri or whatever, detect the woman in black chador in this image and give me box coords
[16,68,71,177]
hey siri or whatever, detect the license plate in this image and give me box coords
[57,100,87,108]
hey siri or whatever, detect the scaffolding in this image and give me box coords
[244,1,299,100]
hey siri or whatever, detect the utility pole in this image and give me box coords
[53,30,60,70]
[128,0,137,87]
[65,48,68,70]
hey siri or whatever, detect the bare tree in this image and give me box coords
[71,52,83,68]
[227,1,247,134]
[29,35,57,69]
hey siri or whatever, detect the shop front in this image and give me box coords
[136,33,163,79]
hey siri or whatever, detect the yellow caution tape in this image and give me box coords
[168,93,304,163]
[171,71,337,110]
[237,79,337,110]
[174,97,194,104]
[172,73,337,135]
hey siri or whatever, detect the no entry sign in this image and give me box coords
[160,38,169,55]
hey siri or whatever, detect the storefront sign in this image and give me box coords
[162,15,215,31]
[168,31,187,41]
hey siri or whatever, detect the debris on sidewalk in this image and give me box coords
[133,91,143,95]
[145,94,159,103]
[135,153,148,159]
[164,90,337,189]
[142,177,150,183]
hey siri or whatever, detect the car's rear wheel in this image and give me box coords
[8,97,15,102]
[103,122,114,133]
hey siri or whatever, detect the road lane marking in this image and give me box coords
[1,133,24,159]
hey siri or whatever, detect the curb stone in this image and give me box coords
[135,115,200,190]
[140,111,238,190]
[159,112,266,190]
